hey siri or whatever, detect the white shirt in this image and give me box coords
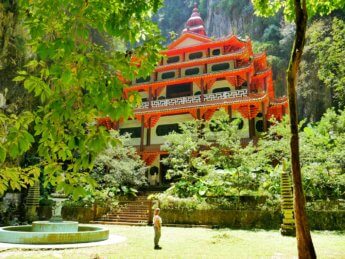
[153,215,162,227]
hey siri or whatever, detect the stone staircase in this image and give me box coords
[280,171,296,236]
[92,193,152,226]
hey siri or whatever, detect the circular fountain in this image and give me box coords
[0,193,109,244]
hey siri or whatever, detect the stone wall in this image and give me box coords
[37,205,108,223]
[37,205,345,230]
[307,210,345,231]
[159,209,345,230]
[160,209,281,229]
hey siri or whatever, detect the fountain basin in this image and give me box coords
[0,225,109,244]
[32,221,78,232]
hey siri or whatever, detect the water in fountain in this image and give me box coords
[0,193,109,244]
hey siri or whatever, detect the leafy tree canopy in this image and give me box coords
[252,0,345,21]
[1,0,163,198]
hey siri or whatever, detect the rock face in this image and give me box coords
[205,0,232,37]
[157,0,268,41]
[203,0,256,38]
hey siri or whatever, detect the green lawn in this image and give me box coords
[0,225,344,258]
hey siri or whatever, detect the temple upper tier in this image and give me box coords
[124,30,287,127]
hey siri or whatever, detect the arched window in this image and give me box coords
[156,124,181,136]
[119,127,141,138]
[231,118,244,130]
[185,67,200,76]
[136,76,150,84]
[162,71,175,80]
[167,56,180,64]
[212,87,230,93]
[212,49,221,56]
[189,52,203,60]
[256,120,264,132]
[211,63,230,72]
[150,166,159,176]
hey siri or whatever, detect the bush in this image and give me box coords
[71,131,148,208]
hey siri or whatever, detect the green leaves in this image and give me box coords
[0,166,40,196]
[252,0,345,21]
[0,0,163,197]
[0,111,35,163]
[0,146,6,163]
[313,18,345,107]
[23,76,52,103]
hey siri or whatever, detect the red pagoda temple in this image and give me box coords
[120,4,288,185]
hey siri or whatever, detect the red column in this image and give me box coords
[246,72,251,93]
[249,118,256,138]
[201,78,205,102]
[227,106,232,120]
[146,117,151,146]
[264,76,268,92]
[149,87,152,108]
[261,102,267,132]
[140,115,144,151]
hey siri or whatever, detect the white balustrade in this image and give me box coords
[138,89,247,109]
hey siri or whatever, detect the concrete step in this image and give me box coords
[120,204,149,209]
[107,212,149,217]
[99,218,148,223]
[94,193,154,225]
[105,215,148,219]
[119,199,150,203]
[119,210,148,213]
[91,221,148,226]
[121,207,149,210]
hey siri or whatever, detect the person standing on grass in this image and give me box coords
[153,208,162,250]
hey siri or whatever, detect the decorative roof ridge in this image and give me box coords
[182,3,206,36]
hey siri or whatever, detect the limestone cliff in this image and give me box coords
[202,0,273,40]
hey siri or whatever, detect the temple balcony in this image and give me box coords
[134,89,267,115]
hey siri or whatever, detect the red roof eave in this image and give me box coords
[164,34,250,56]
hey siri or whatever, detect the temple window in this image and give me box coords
[136,76,151,84]
[166,82,192,98]
[211,48,221,56]
[231,118,244,130]
[156,124,181,136]
[194,91,201,95]
[185,67,200,76]
[167,56,180,64]
[149,166,159,175]
[189,51,203,60]
[119,127,141,138]
[161,71,176,80]
[212,87,230,93]
[256,120,264,132]
[211,62,230,72]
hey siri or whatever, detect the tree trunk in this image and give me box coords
[287,0,316,258]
